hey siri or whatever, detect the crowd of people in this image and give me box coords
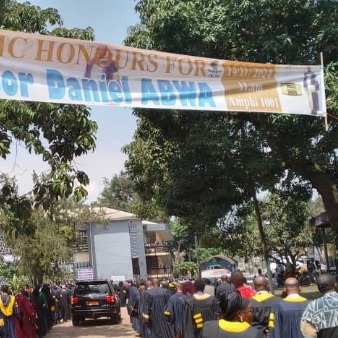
[0,283,73,338]
[122,271,338,338]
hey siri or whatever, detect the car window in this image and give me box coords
[75,283,110,295]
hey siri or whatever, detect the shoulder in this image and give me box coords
[201,321,218,336]
[247,326,266,338]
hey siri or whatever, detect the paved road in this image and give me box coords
[47,307,136,338]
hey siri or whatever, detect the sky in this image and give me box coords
[1,0,139,202]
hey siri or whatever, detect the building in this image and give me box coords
[73,207,173,281]
[199,254,237,279]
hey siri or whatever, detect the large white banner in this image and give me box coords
[0,29,326,116]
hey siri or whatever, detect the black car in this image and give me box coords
[71,279,121,326]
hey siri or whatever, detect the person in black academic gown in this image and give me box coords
[164,281,195,338]
[183,278,219,338]
[269,277,309,338]
[128,281,141,334]
[251,276,281,336]
[142,278,174,338]
[201,290,265,338]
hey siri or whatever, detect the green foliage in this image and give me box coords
[124,0,338,233]
[95,171,168,222]
[96,171,136,212]
[215,207,264,259]
[169,218,195,248]
[5,208,72,284]
[219,192,315,271]
[260,192,314,252]
[0,190,103,284]
[0,259,19,283]
[170,217,222,267]
[177,261,198,277]
[0,175,35,238]
[0,1,98,213]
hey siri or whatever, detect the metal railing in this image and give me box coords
[147,267,172,276]
[144,243,170,254]
[73,241,89,252]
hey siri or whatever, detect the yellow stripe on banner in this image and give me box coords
[195,318,203,324]
[193,313,202,319]
[143,313,149,319]
[164,311,171,316]
[196,323,204,329]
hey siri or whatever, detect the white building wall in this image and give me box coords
[91,220,134,280]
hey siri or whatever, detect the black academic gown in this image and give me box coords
[251,293,281,335]
[140,290,152,338]
[142,286,174,338]
[164,292,188,337]
[216,283,235,301]
[128,285,140,332]
[202,320,266,338]
[318,327,338,338]
[183,293,219,338]
[269,296,309,338]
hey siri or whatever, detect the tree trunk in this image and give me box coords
[253,192,275,294]
[308,173,338,233]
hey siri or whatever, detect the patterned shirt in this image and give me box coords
[301,291,338,331]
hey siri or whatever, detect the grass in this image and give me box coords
[274,284,321,300]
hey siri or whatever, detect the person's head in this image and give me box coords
[253,276,269,292]
[18,287,29,297]
[257,268,262,275]
[284,277,301,295]
[194,278,205,293]
[203,278,211,286]
[1,285,9,294]
[32,285,40,297]
[161,280,168,289]
[220,290,254,324]
[221,275,230,284]
[168,281,177,291]
[95,45,109,59]
[316,274,336,294]
[181,281,196,295]
[146,280,153,289]
[138,285,146,293]
[152,278,159,287]
[231,271,245,289]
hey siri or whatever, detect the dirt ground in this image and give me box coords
[47,307,136,338]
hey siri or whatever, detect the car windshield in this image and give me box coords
[75,283,109,295]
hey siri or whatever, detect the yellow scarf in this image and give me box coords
[0,295,16,317]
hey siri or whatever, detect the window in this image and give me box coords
[132,257,140,275]
[75,282,109,295]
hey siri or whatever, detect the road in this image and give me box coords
[47,307,136,338]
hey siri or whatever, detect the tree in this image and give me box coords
[170,217,220,269]
[0,1,98,217]
[0,190,105,284]
[1,207,71,284]
[260,192,314,273]
[96,171,136,212]
[124,0,338,233]
[95,171,169,222]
